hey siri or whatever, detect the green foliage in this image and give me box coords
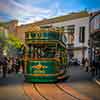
[7,33,23,48]
[0,32,23,48]
[0,31,23,56]
[0,22,8,28]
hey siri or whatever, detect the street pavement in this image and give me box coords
[0,73,29,100]
[0,66,100,100]
[0,73,89,100]
[67,65,100,100]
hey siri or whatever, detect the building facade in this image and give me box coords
[16,11,90,62]
[41,13,89,61]
[89,11,100,63]
[89,11,100,79]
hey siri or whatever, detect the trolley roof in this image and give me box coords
[25,26,64,34]
[25,26,67,48]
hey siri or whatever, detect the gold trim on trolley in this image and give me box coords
[26,40,66,48]
[25,70,64,77]
[24,58,60,62]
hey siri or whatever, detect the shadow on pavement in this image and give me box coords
[0,74,24,86]
[66,66,92,83]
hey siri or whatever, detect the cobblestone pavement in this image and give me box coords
[67,66,100,100]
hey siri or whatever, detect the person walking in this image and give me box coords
[8,57,12,73]
[2,56,8,78]
[85,58,89,72]
[15,57,20,73]
[22,58,25,74]
[91,59,96,77]
[12,57,17,72]
[95,55,100,77]
[19,57,25,74]
[81,58,85,68]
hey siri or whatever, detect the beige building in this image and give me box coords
[0,20,18,38]
[16,11,89,62]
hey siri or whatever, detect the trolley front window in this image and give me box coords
[28,44,58,58]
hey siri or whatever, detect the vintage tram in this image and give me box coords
[24,26,68,82]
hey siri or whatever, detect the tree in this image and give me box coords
[0,31,24,57]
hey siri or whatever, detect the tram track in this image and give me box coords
[56,83,91,100]
[23,84,32,100]
[55,84,80,100]
[24,83,91,100]
[33,84,48,100]
[24,83,45,100]
[33,84,77,100]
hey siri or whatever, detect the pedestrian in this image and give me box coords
[85,58,89,72]
[0,57,2,73]
[8,57,12,73]
[15,57,20,73]
[2,56,8,78]
[90,60,95,77]
[20,57,25,74]
[0,50,3,74]
[81,58,85,68]
[12,57,17,72]
[95,55,100,77]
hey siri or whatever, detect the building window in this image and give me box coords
[90,14,100,33]
[25,32,29,39]
[61,26,64,31]
[67,25,75,34]
[79,26,85,43]
[55,26,65,31]
[67,25,75,44]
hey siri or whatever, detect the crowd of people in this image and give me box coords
[68,56,100,78]
[81,57,100,77]
[0,48,99,79]
[0,55,25,78]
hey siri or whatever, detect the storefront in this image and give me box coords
[89,11,100,77]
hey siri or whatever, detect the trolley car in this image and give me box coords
[24,26,68,82]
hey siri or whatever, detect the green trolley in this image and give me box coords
[24,26,68,82]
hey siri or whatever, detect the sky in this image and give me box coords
[0,0,100,25]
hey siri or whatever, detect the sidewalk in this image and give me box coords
[95,79,100,85]
[0,72,24,85]
[93,76,100,86]
[0,73,29,100]
[67,65,100,100]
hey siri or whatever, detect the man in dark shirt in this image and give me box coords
[1,56,8,78]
